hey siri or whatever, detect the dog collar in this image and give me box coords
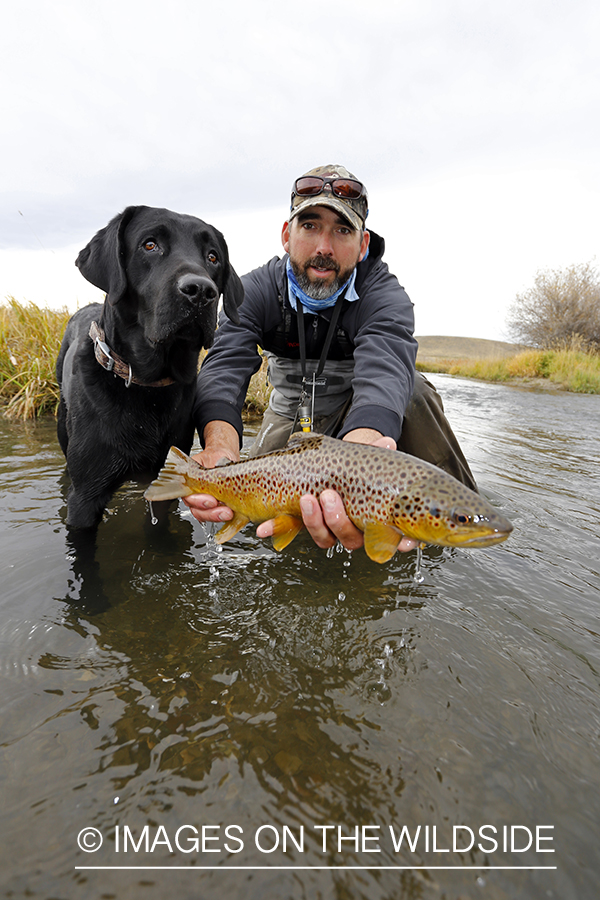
[89,322,175,388]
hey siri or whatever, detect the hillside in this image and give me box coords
[416,335,522,363]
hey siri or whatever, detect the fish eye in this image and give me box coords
[451,507,472,526]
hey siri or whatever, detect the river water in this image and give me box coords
[0,374,598,900]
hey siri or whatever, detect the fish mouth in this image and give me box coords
[458,528,513,548]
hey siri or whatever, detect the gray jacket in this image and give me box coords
[193,231,417,445]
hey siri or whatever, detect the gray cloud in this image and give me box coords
[2,0,598,249]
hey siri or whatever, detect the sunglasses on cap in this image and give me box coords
[292,176,367,201]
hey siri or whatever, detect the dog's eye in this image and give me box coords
[207,252,219,265]
[143,240,159,252]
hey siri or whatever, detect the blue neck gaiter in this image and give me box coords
[286,253,365,313]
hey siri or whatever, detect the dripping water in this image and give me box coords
[148,501,158,526]
[413,543,425,584]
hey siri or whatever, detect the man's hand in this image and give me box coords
[184,492,235,524]
[183,420,239,525]
[257,489,366,551]
[185,424,416,555]
[258,432,418,555]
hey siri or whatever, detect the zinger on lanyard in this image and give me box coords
[294,291,347,432]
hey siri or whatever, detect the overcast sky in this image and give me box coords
[1,0,598,340]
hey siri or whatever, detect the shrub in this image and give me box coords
[507,261,600,351]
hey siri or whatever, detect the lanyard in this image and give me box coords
[295,291,346,430]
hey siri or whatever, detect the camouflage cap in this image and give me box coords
[289,164,368,231]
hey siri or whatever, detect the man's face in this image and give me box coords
[282,206,370,300]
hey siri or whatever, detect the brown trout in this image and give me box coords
[145,432,513,562]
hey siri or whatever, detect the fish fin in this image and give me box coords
[214,512,250,544]
[363,523,403,563]
[285,431,324,449]
[214,456,234,468]
[144,447,194,501]
[270,515,305,552]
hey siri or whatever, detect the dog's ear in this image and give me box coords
[76,207,140,305]
[221,263,244,324]
[210,226,244,324]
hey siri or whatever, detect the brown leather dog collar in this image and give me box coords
[89,321,175,388]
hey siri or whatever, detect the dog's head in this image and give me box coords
[76,206,244,351]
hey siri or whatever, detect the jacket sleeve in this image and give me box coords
[337,263,417,441]
[192,259,281,446]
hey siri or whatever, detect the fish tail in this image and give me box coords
[144,447,195,501]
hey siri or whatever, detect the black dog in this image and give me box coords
[57,205,244,531]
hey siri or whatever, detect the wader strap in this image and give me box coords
[296,292,346,382]
[295,292,346,430]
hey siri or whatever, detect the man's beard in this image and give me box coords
[290,255,354,300]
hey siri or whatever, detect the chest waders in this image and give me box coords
[293,292,346,432]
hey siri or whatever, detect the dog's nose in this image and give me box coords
[177,274,218,302]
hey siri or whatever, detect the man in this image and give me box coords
[185,164,476,555]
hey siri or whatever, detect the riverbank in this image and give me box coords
[415,334,600,394]
[1,300,599,419]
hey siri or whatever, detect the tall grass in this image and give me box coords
[2,299,599,421]
[0,299,274,421]
[199,349,271,420]
[243,356,271,419]
[0,298,71,419]
[418,344,600,393]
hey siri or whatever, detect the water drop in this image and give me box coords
[413,544,425,584]
[148,501,158,525]
[338,591,346,602]
[367,680,392,703]
[326,546,335,559]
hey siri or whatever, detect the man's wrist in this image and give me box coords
[202,421,240,462]
[342,428,383,445]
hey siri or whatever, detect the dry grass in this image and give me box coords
[243,355,271,418]
[197,349,271,419]
[418,344,600,393]
[0,298,71,418]
[0,300,274,421]
[3,301,598,421]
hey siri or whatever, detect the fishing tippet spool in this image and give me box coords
[298,404,312,432]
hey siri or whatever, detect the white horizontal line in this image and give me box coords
[75,865,557,871]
